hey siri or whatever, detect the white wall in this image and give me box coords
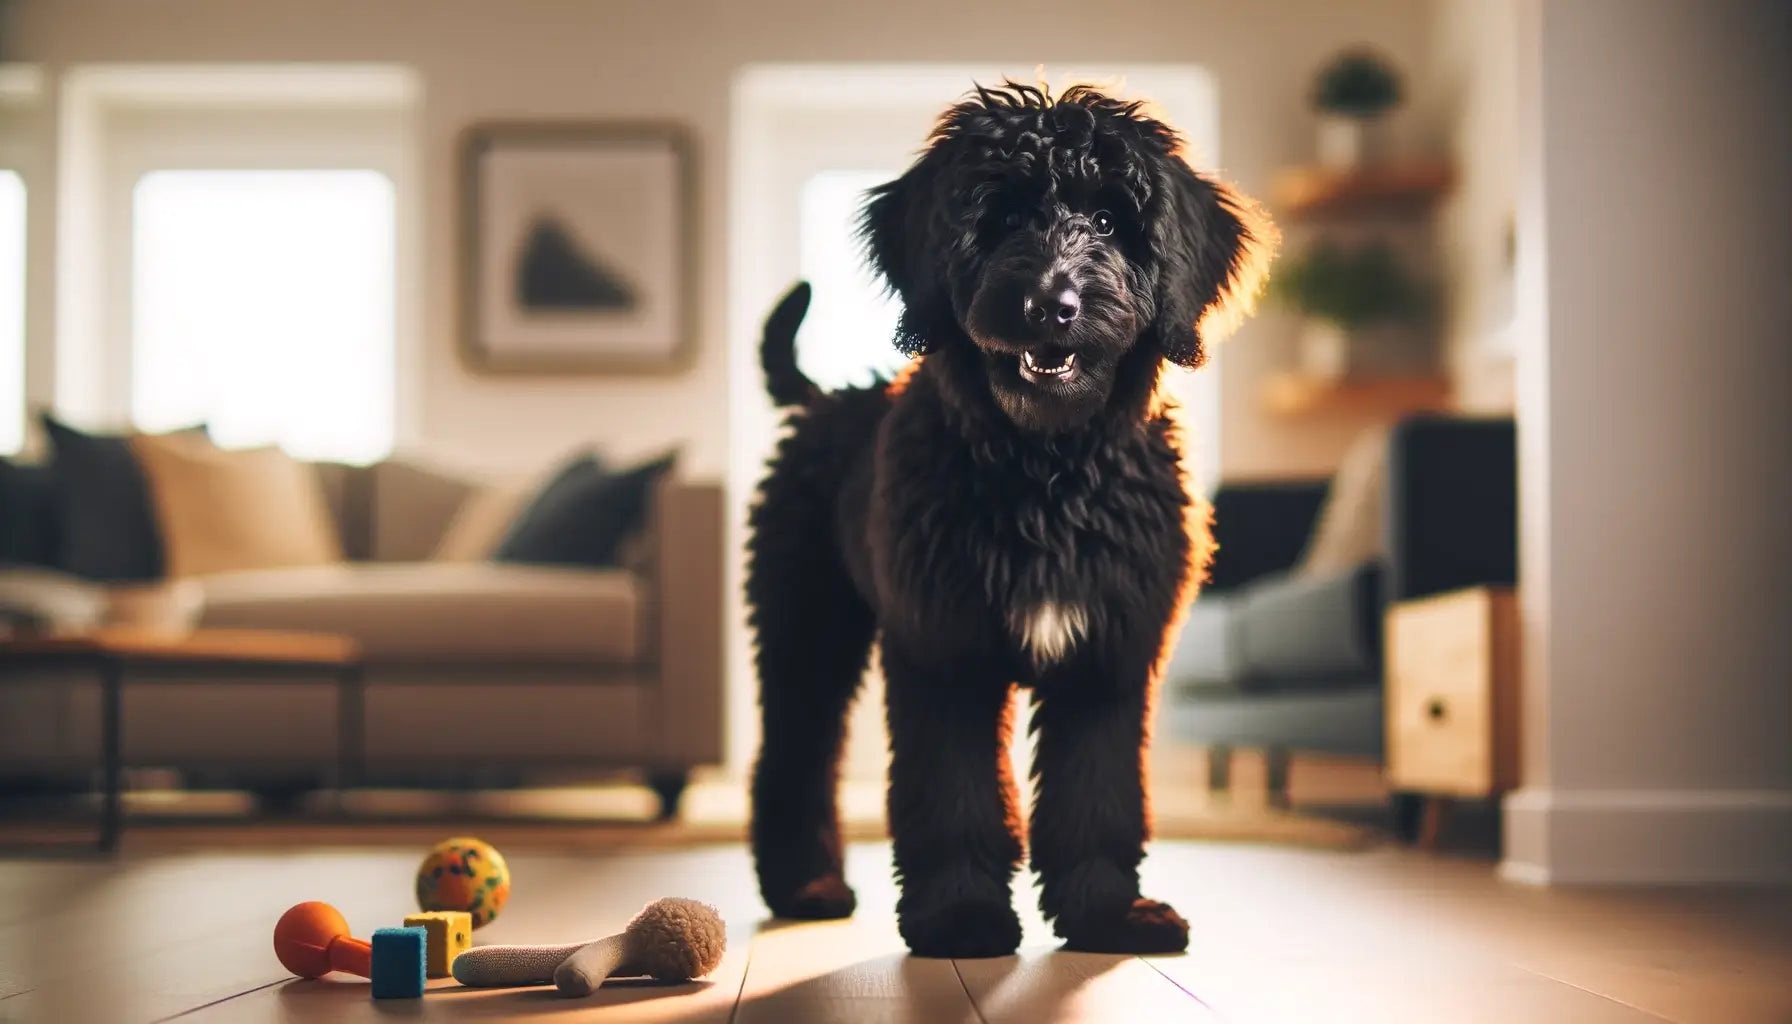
[1504,0,1792,884]
[7,0,1436,486]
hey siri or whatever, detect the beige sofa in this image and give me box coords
[0,459,724,818]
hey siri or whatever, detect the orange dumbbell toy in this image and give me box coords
[274,902,373,979]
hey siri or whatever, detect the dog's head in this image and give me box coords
[862,82,1276,432]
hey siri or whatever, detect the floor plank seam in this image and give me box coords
[723,931,755,1024]
[1134,955,1225,1019]
[4,893,327,1003]
[949,957,991,1024]
[151,977,285,1022]
[1510,963,1678,1023]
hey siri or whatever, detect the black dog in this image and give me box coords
[747,83,1274,958]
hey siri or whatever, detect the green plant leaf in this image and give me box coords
[1265,241,1432,329]
[1313,50,1402,117]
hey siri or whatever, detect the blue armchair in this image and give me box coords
[1163,415,1518,816]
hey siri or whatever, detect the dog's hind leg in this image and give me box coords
[747,480,876,920]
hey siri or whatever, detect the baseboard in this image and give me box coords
[1501,787,1792,885]
[1496,857,1552,886]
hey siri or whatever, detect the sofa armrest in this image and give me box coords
[650,477,724,765]
[1204,480,1331,593]
[1384,415,1517,602]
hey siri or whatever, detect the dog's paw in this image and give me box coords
[901,898,1022,959]
[768,875,857,920]
[1058,898,1189,954]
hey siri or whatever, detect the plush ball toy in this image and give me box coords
[415,836,510,928]
[554,897,726,995]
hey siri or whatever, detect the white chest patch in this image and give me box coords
[1014,602,1089,667]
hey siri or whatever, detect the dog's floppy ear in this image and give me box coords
[1150,157,1278,367]
[861,168,917,298]
[860,153,943,357]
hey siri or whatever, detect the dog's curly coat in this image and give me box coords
[748,83,1276,958]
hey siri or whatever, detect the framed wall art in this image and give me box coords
[459,122,694,373]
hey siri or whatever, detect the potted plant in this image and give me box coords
[1266,242,1433,380]
[1311,49,1403,169]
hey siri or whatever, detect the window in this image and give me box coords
[0,170,22,454]
[56,65,417,454]
[796,169,910,390]
[131,169,396,463]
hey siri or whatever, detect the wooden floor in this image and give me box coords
[0,839,1787,1024]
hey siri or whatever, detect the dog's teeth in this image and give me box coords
[1022,351,1077,377]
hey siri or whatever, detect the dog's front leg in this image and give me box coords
[1030,669,1189,954]
[882,641,1024,958]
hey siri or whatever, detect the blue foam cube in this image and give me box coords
[371,926,427,999]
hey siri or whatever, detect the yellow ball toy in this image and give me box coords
[415,836,511,929]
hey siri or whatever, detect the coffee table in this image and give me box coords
[0,627,362,851]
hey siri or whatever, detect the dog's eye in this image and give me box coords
[1003,212,1023,230]
[1091,210,1115,236]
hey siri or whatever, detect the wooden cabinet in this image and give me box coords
[1385,587,1520,844]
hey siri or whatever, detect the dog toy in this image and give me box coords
[371,926,427,999]
[415,836,510,928]
[450,898,725,996]
[274,902,373,979]
[403,911,472,978]
[451,939,585,988]
[554,898,725,995]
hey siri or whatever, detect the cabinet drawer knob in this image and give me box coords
[1426,698,1447,721]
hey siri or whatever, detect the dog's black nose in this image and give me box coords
[1024,286,1081,328]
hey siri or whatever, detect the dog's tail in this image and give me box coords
[761,281,820,407]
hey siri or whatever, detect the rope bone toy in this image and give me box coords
[452,897,725,997]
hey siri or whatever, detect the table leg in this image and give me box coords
[98,656,122,853]
[1206,745,1232,793]
[1418,796,1453,851]
[1265,747,1292,810]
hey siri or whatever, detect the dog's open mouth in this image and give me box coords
[1019,348,1079,384]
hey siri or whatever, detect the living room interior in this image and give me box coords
[0,1,1787,1022]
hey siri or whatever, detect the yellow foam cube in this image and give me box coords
[403,911,473,978]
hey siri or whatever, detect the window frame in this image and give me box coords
[0,65,42,456]
[0,170,27,455]
[104,107,410,460]
[55,65,420,457]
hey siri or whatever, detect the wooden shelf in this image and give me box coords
[1261,373,1452,417]
[1271,161,1455,220]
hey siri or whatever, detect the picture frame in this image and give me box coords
[458,121,695,374]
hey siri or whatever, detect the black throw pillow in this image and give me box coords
[0,458,61,568]
[495,450,677,570]
[492,452,607,561]
[41,414,167,582]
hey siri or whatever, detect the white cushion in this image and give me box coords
[197,563,643,664]
[0,568,107,632]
